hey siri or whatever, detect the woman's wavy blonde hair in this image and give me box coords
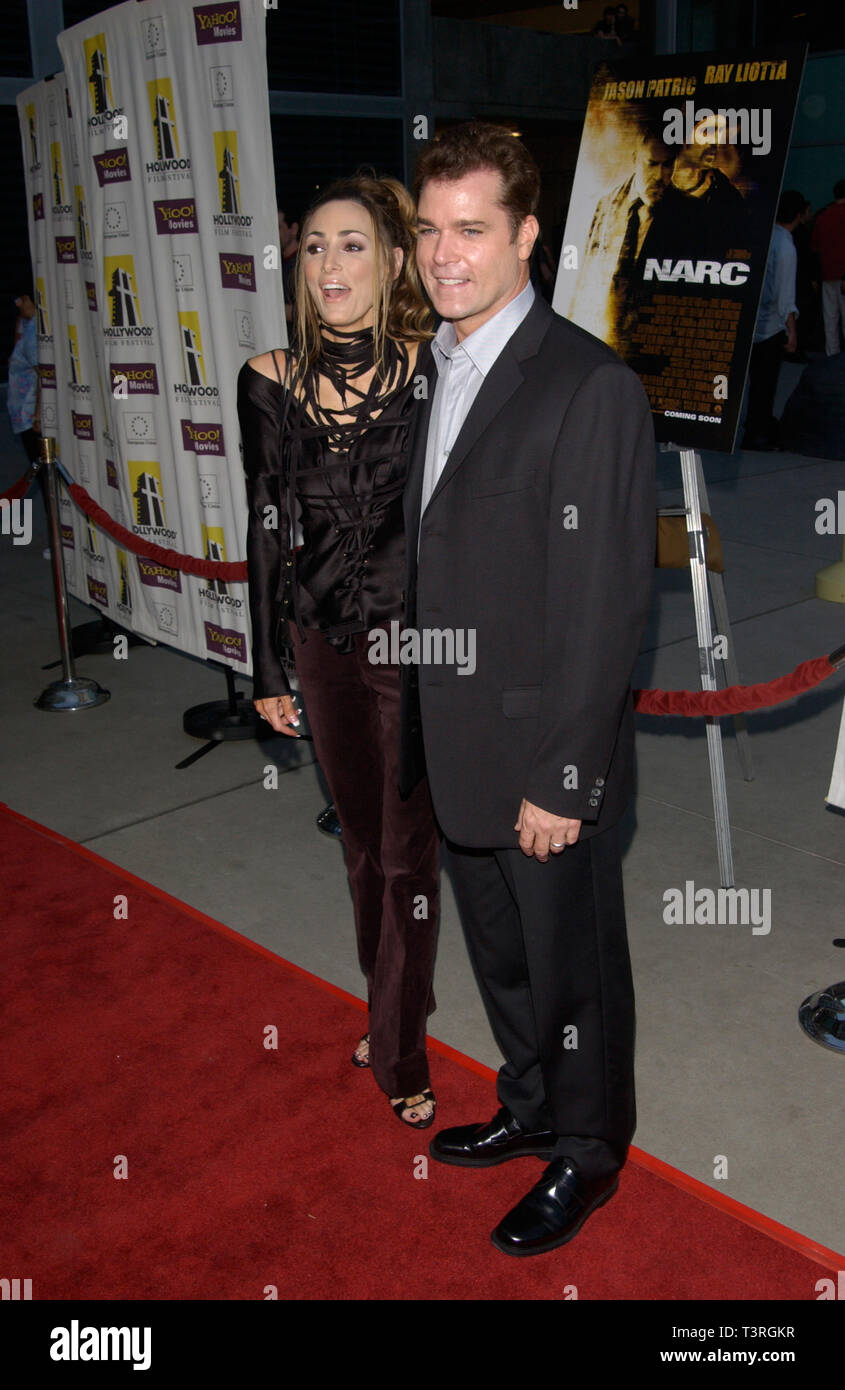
[292,171,433,387]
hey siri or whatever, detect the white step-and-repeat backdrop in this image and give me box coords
[19,0,285,672]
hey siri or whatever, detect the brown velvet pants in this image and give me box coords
[290,625,440,1097]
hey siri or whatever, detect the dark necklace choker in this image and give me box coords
[296,326,409,441]
[319,326,376,379]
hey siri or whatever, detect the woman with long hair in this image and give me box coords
[237,174,441,1129]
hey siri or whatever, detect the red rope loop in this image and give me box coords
[67,481,247,581]
[634,657,836,716]
[0,465,36,503]
[53,480,845,717]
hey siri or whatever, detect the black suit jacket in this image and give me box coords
[399,295,656,847]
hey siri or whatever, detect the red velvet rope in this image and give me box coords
[67,480,247,581]
[58,478,845,718]
[634,657,836,716]
[0,466,35,503]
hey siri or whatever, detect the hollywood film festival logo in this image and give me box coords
[174,311,220,405]
[83,32,125,139]
[103,255,153,344]
[145,78,191,182]
[127,459,182,597]
[212,131,252,239]
[49,142,73,219]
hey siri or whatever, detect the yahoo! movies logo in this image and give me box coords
[146,79,191,177]
[55,234,78,265]
[219,251,255,291]
[83,33,123,131]
[128,459,177,541]
[93,146,131,186]
[194,4,243,45]
[86,573,109,608]
[154,198,198,235]
[110,362,159,396]
[180,419,224,456]
[104,256,153,341]
[204,620,246,663]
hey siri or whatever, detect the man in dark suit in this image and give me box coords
[401,123,656,1256]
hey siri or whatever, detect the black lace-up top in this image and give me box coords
[237,330,424,698]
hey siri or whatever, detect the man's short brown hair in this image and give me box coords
[412,122,540,240]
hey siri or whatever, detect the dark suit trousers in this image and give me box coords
[444,824,635,1181]
[289,625,440,1098]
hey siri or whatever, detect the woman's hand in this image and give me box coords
[254,695,301,736]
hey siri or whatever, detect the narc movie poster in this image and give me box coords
[553,48,806,453]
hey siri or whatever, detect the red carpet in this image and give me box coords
[1,802,841,1301]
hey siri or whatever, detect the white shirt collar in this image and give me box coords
[431,279,535,377]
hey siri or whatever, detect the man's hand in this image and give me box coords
[254,694,300,736]
[514,798,581,861]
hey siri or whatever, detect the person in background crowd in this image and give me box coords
[239,174,441,1130]
[791,196,818,360]
[742,189,804,451]
[811,178,845,355]
[277,207,300,327]
[8,293,41,465]
[7,292,49,559]
[591,6,623,45]
[614,4,636,41]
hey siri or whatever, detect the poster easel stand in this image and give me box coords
[662,444,754,888]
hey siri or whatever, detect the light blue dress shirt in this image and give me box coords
[754,224,798,343]
[419,280,535,521]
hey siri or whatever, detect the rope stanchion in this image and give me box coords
[34,438,110,714]
[51,464,845,720]
[61,469,247,582]
[0,464,37,504]
[634,653,841,717]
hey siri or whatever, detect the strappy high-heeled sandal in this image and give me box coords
[351,1034,370,1068]
[390,1090,436,1129]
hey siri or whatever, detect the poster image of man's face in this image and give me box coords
[633,136,674,206]
[687,113,729,169]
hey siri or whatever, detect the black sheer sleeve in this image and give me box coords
[237,359,292,700]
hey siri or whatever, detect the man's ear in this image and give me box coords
[391,245,404,281]
[517,214,540,263]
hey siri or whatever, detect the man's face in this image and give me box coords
[686,114,727,169]
[633,138,674,206]
[416,169,537,341]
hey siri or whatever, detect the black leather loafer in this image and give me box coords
[429,1106,556,1167]
[491,1156,619,1256]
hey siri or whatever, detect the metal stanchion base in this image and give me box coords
[182,696,260,742]
[42,619,148,669]
[798,981,845,1053]
[34,676,111,712]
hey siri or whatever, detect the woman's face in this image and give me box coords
[302,199,380,335]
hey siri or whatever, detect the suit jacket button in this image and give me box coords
[596,777,605,787]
